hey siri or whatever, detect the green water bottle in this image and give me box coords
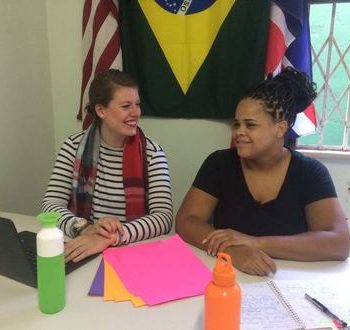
[37,212,65,314]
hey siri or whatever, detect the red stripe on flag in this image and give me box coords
[303,103,316,124]
[94,29,120,74]
[78,1,110,120]
[82,0,92,35]
[83,1,111,79]
[264,1,316,136]
[109,0,118,19]
[265,21,287,74]
[77,0,122,125]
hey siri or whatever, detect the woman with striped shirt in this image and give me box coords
[42,69,173,262]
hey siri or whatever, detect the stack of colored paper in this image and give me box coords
[88,234,212,307]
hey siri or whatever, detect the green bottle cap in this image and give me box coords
[37,212,61,228]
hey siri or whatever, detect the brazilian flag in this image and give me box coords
[119,0,270,118]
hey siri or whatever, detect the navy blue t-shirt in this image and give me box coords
[193,148,337,236]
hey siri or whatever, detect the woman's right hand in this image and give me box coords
[65,233,118,263]
[81,216,124,239]
[225,245,277,276]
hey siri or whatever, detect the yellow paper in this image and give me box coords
[103,259,145,307]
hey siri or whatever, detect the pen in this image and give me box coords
[304,293,348,329]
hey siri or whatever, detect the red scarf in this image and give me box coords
[123,127,148,220]
[69,123,148,221]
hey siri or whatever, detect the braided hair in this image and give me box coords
[243,67,317,128]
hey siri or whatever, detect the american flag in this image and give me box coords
[77,0,122,129]
[265,0,317,137]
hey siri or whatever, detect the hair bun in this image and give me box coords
[244,66,317,128]
[274,67,317,114]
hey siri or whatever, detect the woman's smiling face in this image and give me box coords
[96,86,141,146]
[232,98,287,159]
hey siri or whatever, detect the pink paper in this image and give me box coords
[103,235,212,305]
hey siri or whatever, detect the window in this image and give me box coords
[298,1,350,152]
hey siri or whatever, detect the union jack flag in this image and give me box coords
[265,0,317,137]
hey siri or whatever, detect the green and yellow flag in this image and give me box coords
[119,0,270,118]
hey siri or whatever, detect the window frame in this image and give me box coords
[296,0,350,158]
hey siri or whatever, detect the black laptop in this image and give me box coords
[0,217,98,288]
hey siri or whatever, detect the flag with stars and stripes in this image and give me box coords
[77,0,122,129]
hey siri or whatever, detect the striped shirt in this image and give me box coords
[41,131,173,244]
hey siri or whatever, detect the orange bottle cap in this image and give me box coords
[212,252,235,286]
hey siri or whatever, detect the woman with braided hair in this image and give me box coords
[176,67,350,276]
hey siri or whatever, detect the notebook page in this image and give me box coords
[274,279,350,330]
[240,282,301,330]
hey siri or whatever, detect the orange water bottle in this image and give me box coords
[205,252,241,330]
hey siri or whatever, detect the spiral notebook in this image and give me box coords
[241,279,350,330]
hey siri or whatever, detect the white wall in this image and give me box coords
[140,118,232,212]
[45,0,83,151]
[1,1,349,222]
[0,0,55,215]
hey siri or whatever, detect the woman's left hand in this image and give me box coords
[81,216,124,239]
[64,233,118,263]
[202,229,258,256]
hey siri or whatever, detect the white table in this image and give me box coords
[1,212,349,330]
